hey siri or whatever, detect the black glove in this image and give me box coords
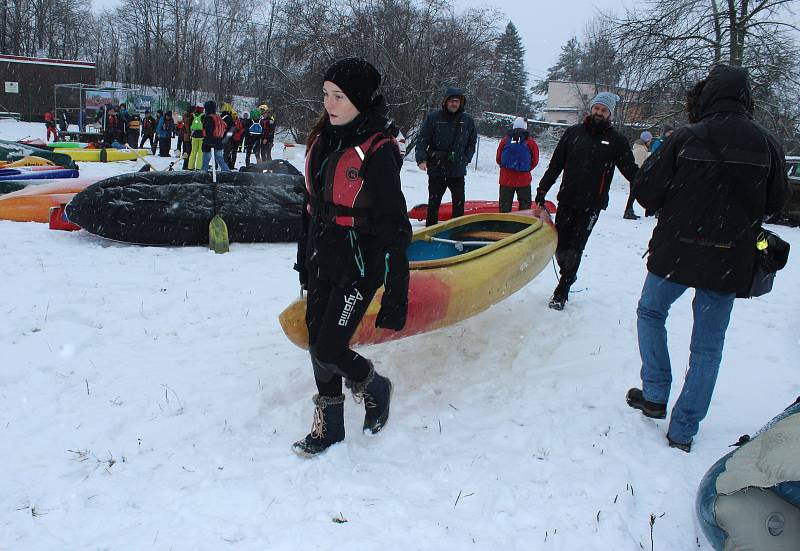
[376,300,407,331]
[534,190,546,207]
[294,263,308,291]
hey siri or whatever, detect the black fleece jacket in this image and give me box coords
[538,117,638,210]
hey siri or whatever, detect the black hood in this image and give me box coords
[698,64,753,119]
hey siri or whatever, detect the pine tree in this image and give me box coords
[492,22,530,115]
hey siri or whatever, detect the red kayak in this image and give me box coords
[408,199,557,221]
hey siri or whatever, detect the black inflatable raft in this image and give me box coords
[66,161,305,245]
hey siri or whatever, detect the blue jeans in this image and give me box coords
[637,271,735,444]
[202,149,230,172]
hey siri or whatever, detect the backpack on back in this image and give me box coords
[249,121,263,136]
[500,134,532,172]
[210,114,226,139]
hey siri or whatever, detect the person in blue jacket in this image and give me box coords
[155,111,174,157]
[415,87,477,226]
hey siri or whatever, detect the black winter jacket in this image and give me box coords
[415,101,477,177]
[537,117,638,210]
[296,109,412,310]
[634,64,787,294]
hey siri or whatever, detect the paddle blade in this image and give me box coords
[209,214,229,253]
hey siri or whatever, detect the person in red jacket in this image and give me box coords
[495,117,540,212]
[44,111,57,141]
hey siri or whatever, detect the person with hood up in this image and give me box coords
[292,57,411,457]
[415,87,478,226]
[155,111,174,157]
[495,117,540,212]
[625,64,787,452]
[201,100,230,171]
[535,91,639,310]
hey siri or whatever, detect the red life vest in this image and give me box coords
[305,132,398,228]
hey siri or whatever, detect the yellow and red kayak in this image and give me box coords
[0,178,98,222]
[279,208,557,348]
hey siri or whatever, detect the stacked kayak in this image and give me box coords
[0,138,77,169]
[66,163,305,245]
[0,166,78,186]
[0,178,98,222]
[0,156,56,168]
[48,142,89,149]
[59,148,150,162]
[279,208,557,348]
[408,199,557,221]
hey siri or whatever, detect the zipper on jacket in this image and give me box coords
[347,230,366,278]
[383,252,390,285]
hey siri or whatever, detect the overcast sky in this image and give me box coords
[90,0,627,83]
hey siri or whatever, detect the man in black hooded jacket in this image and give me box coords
[625,64,787,452]
[415,87,477,226]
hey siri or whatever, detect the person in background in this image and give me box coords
[140,110,157,154]
[495,117,540,212]
[220,103,237,169]
[293,58,411,457]
[415,87,478,226]
[201,100,230,171]
[626,64,787,452]
[257,104,276,162]
[103,106,120,145]
[649,125,674,153]
[187,106,204,170]
[180,110,193,169]
[535,92,639,310]
[245,108,262,167]
[127,112,141,148]
[155,111,174,157]
[227,111,245,170]
[44,111,57,141]
[622,131,653,220]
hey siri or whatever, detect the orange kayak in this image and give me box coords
[0,178,97,222]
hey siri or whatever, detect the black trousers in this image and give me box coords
[182,140,192,169]
[140,134,156,153]
[244,136,258,166]
[306,269,381,397]
[127,130,139,149]
[224,140,238,170]
[554,204,600,288]
[426,174,465,227]
[256,140,273,163]
[499,185,532,213]
[157,136,171,157]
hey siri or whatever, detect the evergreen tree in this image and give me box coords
[533,32,621,94]
[492,22,530,115]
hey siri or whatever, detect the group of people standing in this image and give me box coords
[44,102,277,171]
[292,58,788,458]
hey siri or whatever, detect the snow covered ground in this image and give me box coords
[1,119,798,549]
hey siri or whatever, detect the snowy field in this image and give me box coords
[1,119,798,549]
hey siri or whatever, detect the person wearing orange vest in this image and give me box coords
[292,58,411,457]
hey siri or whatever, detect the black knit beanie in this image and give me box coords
[323,58,382,113]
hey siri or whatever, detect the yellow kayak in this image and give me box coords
[60,148,151,162]
[0,156,56,167]
[279,209,557,349]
